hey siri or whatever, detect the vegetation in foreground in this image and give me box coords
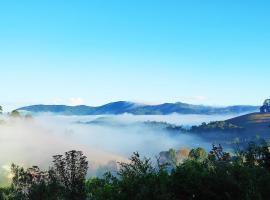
[0,141,268,200]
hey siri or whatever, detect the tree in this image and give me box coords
[52,150,88,200]
[188,147,207,161]
[260,99,270,113]
[5,143,270,200]
[167,148,177,167]
[8,150,88,200]
[208,144,230,161]
[10,164,56,200]
[242,140,270,170]
[10,110,21,118]
[0,106,2,114]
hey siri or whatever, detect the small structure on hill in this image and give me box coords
[260,99,270,113]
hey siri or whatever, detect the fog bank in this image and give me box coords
[0,113,242,183]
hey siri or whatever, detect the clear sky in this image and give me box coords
[0,0,270,110]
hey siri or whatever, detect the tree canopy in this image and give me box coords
[0,141,270,199]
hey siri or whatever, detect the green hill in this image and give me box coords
[186,112,270,148]
[226,112,270,135]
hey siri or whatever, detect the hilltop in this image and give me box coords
[17,101,259,115]
[187,112,270,145]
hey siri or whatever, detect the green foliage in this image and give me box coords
[1,142,270,199]
[52,150,88,200]
[189,147,207,161]
[0,106,2,114]
[191,121,244,133]
[8,164,61,200]
[167,149,177,166]
[238,140,270,169]
[3,150,88,200]
[85,174,119,200]
[86,142,270,200]
[10,110,21,118]
[144,121,187,132]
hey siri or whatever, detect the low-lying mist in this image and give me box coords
[0,113,242,184]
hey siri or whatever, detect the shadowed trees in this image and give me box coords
[8,150,88,200]
[2,141,270,200]
[52,150,88,200]
[85,142,270,200]
[260,99,270,113]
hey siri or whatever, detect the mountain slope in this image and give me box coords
[226,112,270,135]
[17,101,259,115]
[189,112,270,137]
[18,105,95,115]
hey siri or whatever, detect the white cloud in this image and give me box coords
[68,97,85,106]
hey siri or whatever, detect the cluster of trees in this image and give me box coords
[144,120,245,134]
[190,121,244,133]
[0,107,33,121]
[144,121,187,132]
[0,140,269,199]
[0,150,88,200]
[0,106,21,118]
[0,106,17,116]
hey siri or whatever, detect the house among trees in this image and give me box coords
[260,99,270,113]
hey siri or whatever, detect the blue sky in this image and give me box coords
[0,0,270,110]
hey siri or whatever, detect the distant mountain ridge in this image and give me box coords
[17,101,259,115]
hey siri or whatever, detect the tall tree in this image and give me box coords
[52,150,88,200]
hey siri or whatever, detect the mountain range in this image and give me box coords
[17,101,259,115]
